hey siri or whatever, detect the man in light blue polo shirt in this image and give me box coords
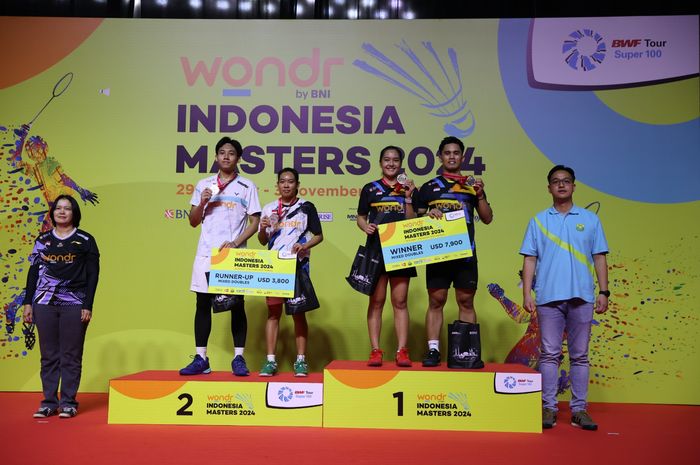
[520,165,609,431]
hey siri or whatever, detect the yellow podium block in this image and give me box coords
[108,370,323,426]
[323,361,541,433]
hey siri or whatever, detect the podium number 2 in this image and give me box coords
[177,393,193,416]
[393,391,404,417]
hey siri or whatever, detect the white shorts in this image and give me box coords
[190,255,210,293]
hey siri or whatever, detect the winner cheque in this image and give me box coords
[208,248,297,297]
[377,210,472,272]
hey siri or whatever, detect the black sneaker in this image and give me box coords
[571,410,598,431]
[422,348,441,367]
[59,407,78,418]
[33,407,57,418]
[542,408,557,429]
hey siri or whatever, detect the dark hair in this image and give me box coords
[50,194,81,228]
[379,145,404,162]
[277,167,299,182]
[547,165,576,183]
[215,137,242,156]
[437,136,464,155]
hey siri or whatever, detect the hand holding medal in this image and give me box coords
[209,181,220,197]
[397,173,415,199]
[199,180,220,206]
[473,177,486,200]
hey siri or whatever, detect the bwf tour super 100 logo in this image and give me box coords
[266,382,323,409]
[562,29,607,71]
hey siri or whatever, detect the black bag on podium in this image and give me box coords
[345,245,382,296]
[285,266,320,315]
[447,320,485,369]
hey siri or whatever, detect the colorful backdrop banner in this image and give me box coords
[1,16,698,405]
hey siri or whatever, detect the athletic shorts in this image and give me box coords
[190,255,210,293]
[426,258,478,290]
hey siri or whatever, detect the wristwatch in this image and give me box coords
[598,290,610,297]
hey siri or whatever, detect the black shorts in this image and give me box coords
[426,258,478,290]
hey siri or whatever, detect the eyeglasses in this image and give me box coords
[549,178,573,186]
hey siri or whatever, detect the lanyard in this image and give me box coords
[276,197,299,219]
[442,172,469,186]
[380,177,404,194]
[380,177,396,188]
[217,173,237,192]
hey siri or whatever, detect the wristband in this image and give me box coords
[598,290,610,297]
[404,198,413,204]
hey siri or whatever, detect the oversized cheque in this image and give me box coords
[377,210,472,271]
[208,248,297,297]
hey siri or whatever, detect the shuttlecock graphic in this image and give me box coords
[353,40,475,138]
[448,392,470,411]
[235,392,254,410]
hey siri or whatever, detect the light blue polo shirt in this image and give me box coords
[520,205,608,305]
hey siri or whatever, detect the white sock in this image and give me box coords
[267,354,276,362]
[296,354,305,362]
[196,347,207,359]
[428,340,439,351]
[234,347,244,357]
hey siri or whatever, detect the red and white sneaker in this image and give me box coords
[367,348,383,367]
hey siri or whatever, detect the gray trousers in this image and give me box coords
[33,304,88,409]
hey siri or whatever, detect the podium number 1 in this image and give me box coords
[393,391,404,416]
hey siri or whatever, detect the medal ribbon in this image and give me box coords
[442,172,469,186]
[276,197,299,219]
[217,173,237,192]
